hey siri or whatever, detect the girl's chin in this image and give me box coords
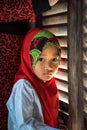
[42,77,52,82]
[36,75,53,82]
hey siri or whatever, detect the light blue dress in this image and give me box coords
[6,79,59,130]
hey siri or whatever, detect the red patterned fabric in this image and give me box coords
[0,0,35,22]
[0,34,24,130]
[0,1,35,130]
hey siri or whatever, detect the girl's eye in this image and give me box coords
[38,58,44,62]
[52,58,59,62]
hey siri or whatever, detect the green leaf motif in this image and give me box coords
[30,49,41,69]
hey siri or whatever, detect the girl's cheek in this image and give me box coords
[52,63,59,68]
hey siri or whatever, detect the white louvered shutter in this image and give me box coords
[37,0,69,125]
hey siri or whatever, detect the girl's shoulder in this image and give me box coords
[12,79,35,93]
[14,79,32,86]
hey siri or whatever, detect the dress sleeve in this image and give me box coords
[7,80,59,130]
[32,0,51,15]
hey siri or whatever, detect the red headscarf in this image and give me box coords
[14,28,60,128]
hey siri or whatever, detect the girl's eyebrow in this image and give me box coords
[39,53,59,57]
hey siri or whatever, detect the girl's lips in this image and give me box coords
[43,71,53,76]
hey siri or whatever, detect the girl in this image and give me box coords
[6,28,61,130]
[0,1,59,129]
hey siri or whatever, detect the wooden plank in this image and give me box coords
[42,13,67,25]
[56,80,68,93]
[43,26,67,36]
[83,23,87,34]
[83,90,87,101]
[55,70,68,81]
[84,101,87,113]
[83,50,87,61]
[57,37,68,47]
[83,61,87,74]
[43,2,68,16]
[59,59,68,70]
[83,76,87,88]
[83,35,87,47]
[61,48,68,59]
[59,91,69,104]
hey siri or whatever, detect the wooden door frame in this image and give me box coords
[68,0,84,130]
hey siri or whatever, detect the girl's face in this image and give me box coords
[33,46,60,82]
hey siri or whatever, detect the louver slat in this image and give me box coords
[55,70,68,82]
[42,13,67,26]
[59,59,68,70]
[56,80,68,93]
[42,2,68,16]
[42,26,67,36]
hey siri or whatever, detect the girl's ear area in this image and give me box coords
[48,0,59,6]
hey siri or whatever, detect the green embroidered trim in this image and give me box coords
[30,49,41,69]
[33,31,53,40]
[43,42,60,50]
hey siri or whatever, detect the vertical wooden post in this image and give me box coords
[68,0,84,130]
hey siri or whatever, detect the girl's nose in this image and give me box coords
[44,61,52,69]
